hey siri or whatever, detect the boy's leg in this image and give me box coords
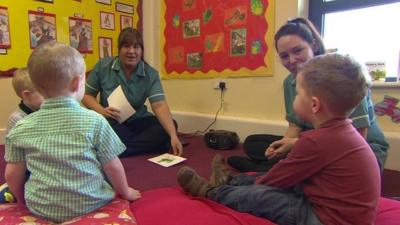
[208,185,322,225]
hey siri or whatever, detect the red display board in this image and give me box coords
[161,0,275,79]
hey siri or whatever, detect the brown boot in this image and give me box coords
[177,166,213,197]
[210,154,233,186]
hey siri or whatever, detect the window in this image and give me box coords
[309,0,400,82]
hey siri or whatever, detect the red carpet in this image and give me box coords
[0,135,245,191]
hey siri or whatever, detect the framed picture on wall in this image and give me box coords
[0,6,11,48]
[98,37,112,59]
[35,0,54,3]
[28,11,57,49]
[96,0,111,5]
[100,11,115,30]
[120,15,133,30]
[69,17,93,53]
[115,2,134,14]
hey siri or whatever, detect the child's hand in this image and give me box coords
[265,138,297,159]
[122,187,141,201]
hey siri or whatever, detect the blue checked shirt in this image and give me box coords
[5,97,126,223]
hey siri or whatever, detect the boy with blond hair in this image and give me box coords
[1,68,44,204]
[178,54,381,225]
[6,68,43,134]
[5,42,141,223]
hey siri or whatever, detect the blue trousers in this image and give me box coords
[208,174,323,225]
[108,116,175,157]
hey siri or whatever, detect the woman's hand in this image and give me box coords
[265,137,298,159]
[170,135,183,156]
[103,107,121,121]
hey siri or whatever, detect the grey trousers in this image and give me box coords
[208,174,323,225]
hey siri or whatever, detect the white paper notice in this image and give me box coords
[148,153,187,167]
[107,85,135,123]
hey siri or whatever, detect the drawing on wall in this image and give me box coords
[183,0,196,11]
[183,19,200,38]
[224,6,247,26]
[69,17,93,53]
[28,11,56,49]
[204,32,224,53]
[230,28,246,56]
[100,11,115,30]
[0,6,11,48]
[162,0,274,79]
[187,52,202,68]
[99,37,112,59]
[96,0,111,5]
[120,15,133,30]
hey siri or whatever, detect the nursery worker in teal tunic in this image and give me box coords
[83,28,183,157]
[228,18,389,172]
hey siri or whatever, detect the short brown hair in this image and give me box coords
[298,53,370,116]
[12,68,34,98]
[28,42,85,97]
[118,28,143,51]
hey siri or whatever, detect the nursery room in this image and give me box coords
[0,0,400,224]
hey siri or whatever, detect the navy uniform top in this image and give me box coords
[85,57,165,122]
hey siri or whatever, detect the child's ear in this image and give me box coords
[311,96,321,114]
[70,76,81,92]
[21,90,31,98]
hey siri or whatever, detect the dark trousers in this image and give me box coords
[209,174,322,225]
[243,134,283,161]
[108,116,176,157]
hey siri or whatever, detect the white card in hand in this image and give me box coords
[107,85,135,123]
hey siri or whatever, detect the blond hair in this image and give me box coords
[298,53,371,116]
[27,42,85,97]
[12,68,34,98]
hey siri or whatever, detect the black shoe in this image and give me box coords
[227,156,274,173]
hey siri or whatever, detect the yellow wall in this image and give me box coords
[144,0,400,133]
[0,0,138,132]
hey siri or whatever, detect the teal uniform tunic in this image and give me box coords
[85,57,165,122]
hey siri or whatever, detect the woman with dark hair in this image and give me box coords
[82,28,183,157]
[228,17,388,172]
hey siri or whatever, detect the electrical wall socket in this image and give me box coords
[214,80,227,90]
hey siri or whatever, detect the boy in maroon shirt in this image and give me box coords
[177,53,380,225]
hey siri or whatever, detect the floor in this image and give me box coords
[1,135,399,197]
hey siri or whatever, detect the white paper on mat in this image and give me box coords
[107,85,135,123]
[148,153,187,167]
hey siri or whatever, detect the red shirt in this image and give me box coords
[256,119,381,225]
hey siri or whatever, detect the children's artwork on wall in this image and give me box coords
[0,6,11,48]
[115,2,134,14]
[100,11,115,30]
[183,19,200,39]
[96,0,111,5]
[230,28,246,56]
[120,15,133,30]
[28,11,56,49]
[161,0,275,79]
[99,37,112,59]
[69,17,93,53]
[35,0,54,3]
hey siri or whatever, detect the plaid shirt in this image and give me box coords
[5,97,125,223]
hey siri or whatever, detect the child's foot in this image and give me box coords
[210,154,233,186]
[0,183,16,203]
[177,166,213,197]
